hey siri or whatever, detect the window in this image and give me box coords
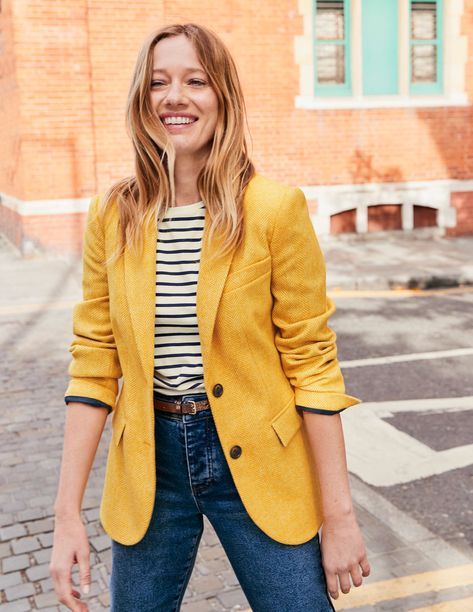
[313,1,352,96]
[309,0,447,100]
[410,0,443,94]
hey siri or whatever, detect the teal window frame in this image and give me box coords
[312,0,352,96]
[409,0,444,95]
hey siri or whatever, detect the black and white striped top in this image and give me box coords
[153,200,207,396]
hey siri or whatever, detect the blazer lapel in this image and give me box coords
[124,203,236,385]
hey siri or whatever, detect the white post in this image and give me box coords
[356,204,368,233]
[402,202,414,230]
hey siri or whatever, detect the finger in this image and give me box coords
[53,569,83,611]
[325,570,339,600]
[338,570,352,595]
[78,551,91,595]
[60,589,84,611]
[350,563,363,588]
[54,567,73,604]
[360,556,371,577]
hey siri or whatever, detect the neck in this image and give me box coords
[173,152,207,205]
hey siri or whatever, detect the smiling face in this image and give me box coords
[150,34,219,162]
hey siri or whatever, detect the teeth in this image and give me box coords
[163,117,196,125]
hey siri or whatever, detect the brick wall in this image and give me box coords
[1,0,473,254]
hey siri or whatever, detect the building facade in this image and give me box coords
[1,0,473,254]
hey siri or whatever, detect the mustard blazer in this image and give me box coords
[65,173,361,546]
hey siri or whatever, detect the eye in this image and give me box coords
[189,79,206,86]
[151,80,165,88]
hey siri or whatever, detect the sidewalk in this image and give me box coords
[319,229,473,291]
[0,232,472,610]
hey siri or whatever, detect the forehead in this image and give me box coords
[152,35,205,73]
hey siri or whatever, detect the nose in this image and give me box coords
[164,80,187,106]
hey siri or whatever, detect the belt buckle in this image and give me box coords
[182,399,197,415]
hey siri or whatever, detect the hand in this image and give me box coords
[49,515,91,611]
[320,511,370,600]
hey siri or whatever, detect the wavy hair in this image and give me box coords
[100,23,255,264]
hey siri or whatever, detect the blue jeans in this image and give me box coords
[110,392,335,612]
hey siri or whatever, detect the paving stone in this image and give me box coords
[98,590,110,606]
[26,517,55,535]
[30,495,55,508]
[190,573,225,594]
[90,535,110,553]
[216,587,250,609]
[34,547,53,564]
[35,590,62,608]
[84,507,100,521]
[0,541,11,558]
[199,545,226,561]
[0,524,27,541]
[202,526,221,546]
[0,570,23,589]
[390,558,439,577]
[5,581,36,601]
[181,598,217,611]
[85,522,99,537]
[39,576,54,592]
[11,535,41,554]
[0,599,32,612]
[2,553,30,572]
[390,547,427,565]
[38,532,54,547]
[26,562,51,581]
[2,500,27,513]
[220,568,240,588]
[201,557,230,573]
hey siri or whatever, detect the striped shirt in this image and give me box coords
[153,200,207,396]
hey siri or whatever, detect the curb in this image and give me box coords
[327,273,473,292]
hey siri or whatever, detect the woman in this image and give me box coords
[50,22,370,612]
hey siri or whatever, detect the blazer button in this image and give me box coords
[213,384,224,397]
[230,445,242,459]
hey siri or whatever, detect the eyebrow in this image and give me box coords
[152,67,206,74]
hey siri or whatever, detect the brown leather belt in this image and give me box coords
[153,395,210,415]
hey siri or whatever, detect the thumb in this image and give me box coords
[78,551,91,594]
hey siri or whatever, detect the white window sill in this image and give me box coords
[295,94,470,110]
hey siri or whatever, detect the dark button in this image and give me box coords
[213,384,224,397]
[230,445,242,459]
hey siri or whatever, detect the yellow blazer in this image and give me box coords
[65,173,361,546]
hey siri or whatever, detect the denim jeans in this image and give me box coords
[110,392,335,612]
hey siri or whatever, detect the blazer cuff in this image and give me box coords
[294,390,362,414]
[65,378,118,411]
[65,396,112,412]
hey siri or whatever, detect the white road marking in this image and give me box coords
[340,347,473,368]
[342,396,473,487]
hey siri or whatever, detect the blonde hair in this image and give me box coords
[100,23,255,264]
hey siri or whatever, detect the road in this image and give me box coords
[0,240,472,611]
[331,287,473,611]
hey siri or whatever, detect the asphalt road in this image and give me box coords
[333,289,473,557]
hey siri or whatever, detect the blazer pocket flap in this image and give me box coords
[223,255,271,294]
[271,399,302,447]
[112,417,126,447]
